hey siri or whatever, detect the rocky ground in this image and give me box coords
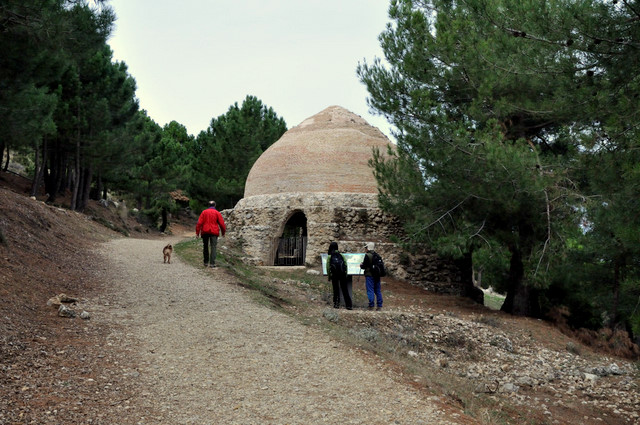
[335,305,639,423]
[0,170,638,424]
[266,270,640,425]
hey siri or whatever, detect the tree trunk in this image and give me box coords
[30,137,48,198]
[0,140,5,171]
[71,169,81,210]
[3,148,9,172]
[30,140,40,197]
[95,172,103,201]
[44,147,56,201]
[78,166,92,212]
[46,151,66,204]
[64,159,72,193]
[456,252,484,304]
[501,246,531,315]
[159,207,168,233]
[50,154,65,203]
[611,259,623,328]
[71,138,81,210]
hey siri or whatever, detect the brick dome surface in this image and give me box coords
[244,106,393,198]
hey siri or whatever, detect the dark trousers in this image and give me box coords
[332,277,352,309]
[202,234,219,265]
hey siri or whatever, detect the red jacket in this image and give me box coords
[196,207,226,237]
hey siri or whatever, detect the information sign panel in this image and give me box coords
[320,253,366,276]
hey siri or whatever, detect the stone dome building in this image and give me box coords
[224,105,475,297]
[243,105,390,197]
[225,105,399,268]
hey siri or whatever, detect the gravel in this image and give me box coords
[96,237,464,425]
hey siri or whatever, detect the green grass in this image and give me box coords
[483,291,506,310]
[175,238,296,309]
[174,237,203,265]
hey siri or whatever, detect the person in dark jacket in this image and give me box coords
[326,241,352,310]
[196,201,226,268]
[360,242,383,310]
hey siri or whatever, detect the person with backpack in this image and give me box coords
[326,241,352,310]
[360,242,384,310]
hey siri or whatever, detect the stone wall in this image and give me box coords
[223,192,471,296]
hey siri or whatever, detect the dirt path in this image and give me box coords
[95,236,467,425]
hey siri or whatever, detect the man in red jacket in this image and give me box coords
[196,201,226,268]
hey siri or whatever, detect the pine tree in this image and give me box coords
[189,95,287,210]
[358,0,640,316]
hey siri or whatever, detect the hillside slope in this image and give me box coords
[0,172,154,424]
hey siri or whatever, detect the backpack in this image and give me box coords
[329,252,347,279]
[370,251,386,277]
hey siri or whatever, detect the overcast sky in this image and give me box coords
[106,0,394,139]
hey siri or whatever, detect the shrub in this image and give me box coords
[322,309,339,323]
[353,327,380,343]
[474,315,501,328]
[574,327,640,359]
[566,341,581,355]
[443,332,470,348]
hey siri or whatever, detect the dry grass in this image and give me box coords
[548,306,640,358]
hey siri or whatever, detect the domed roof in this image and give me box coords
[244,106,393,198]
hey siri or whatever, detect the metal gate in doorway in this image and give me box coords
[273,236,307,266]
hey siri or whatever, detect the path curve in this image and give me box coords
[97,237,460,425]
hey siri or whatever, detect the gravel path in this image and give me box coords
[98,237,463,425]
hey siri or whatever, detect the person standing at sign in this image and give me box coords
[360,242,383,310]
[326,241,352,310]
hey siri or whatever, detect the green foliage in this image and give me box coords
[473,244,510,293]
[189,198,206,215]
[0,84,58,153]
[189,95,287,210]
[620,279,640,339]
[129,118,193,228]
[0,0,142,210]
[0,0,71,156]
[359,0,640,321]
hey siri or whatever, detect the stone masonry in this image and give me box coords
[223,192,469,296]
[223,106,473,296]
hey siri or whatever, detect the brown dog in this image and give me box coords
[163,244,173,264]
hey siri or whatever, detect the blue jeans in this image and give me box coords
[202,234,219,265]
[365,276,382,308]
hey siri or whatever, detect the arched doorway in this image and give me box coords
[273,211,307,266]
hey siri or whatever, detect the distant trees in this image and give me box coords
[189,95,287,210]
[121,95,286,229]
[132,119,193,232]
[358,0,640,333]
